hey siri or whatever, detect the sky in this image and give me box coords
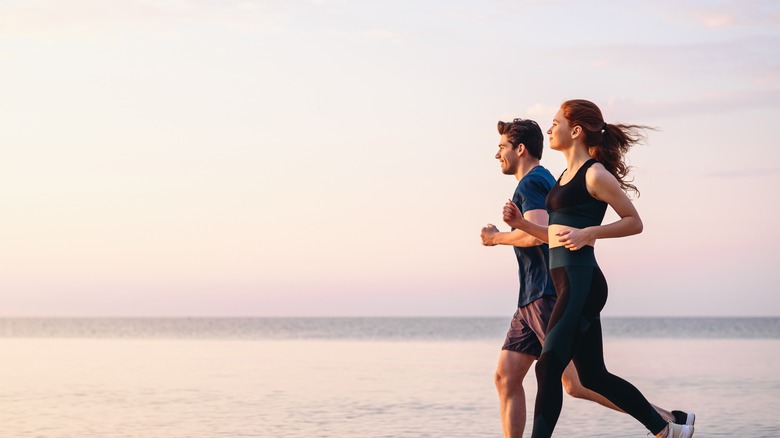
[1,0,779,317]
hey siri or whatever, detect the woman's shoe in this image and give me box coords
[671,410,695,426]
[648,422,694,438]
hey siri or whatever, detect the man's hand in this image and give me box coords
[481,224,500,246]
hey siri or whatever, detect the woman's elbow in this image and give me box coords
[633,218,643,235]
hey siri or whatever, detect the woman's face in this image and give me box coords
[547,107,573,151]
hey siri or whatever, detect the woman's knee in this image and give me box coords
[534,355,561,384]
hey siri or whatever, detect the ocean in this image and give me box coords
[1,317,778,437]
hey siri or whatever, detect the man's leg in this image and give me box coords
[495,349,535,438]
[561,363,675,422]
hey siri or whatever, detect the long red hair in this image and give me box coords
[561,99,653,196]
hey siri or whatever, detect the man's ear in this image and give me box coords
[516,143,525,156]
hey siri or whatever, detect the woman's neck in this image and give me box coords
[562,144,592,172]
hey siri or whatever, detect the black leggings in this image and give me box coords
[530,246,667,437]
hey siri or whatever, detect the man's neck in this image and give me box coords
[515,159,541,181]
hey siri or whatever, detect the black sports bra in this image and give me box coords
[546,159,607,228]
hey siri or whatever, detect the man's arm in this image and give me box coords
[482,209,548,247]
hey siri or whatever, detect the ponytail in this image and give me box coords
[561,99,654,196]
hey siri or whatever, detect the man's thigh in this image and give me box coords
[497,349,535,378]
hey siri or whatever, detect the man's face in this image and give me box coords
[495,134,520,175]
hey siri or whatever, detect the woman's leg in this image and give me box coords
[561,362,677,423]
[530,265,592,438]
[570,266,668,436]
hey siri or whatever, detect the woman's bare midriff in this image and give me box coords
[548,224,596,249]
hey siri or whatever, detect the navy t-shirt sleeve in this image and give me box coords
[516,174,549,214]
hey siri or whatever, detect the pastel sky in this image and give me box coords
[2,0,779,317]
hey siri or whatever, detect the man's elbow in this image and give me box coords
[523,237,544,247]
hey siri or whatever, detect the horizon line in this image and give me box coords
[1,315,778,319]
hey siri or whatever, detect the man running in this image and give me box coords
[481,118,693,437]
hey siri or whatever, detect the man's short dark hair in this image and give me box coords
[497,118,544,159]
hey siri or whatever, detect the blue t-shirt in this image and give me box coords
[512,165,557,307]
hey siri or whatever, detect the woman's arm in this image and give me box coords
[556,164,643,250]
[502,202,550,243]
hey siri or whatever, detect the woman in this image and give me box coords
[502,99,694,438]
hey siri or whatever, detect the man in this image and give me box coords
[481,118,693,437]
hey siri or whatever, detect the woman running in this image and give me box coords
[502,99,694,438]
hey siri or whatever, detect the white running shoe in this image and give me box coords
[665,422,695,438]
[648,422,694,438]
[671,410,696,426]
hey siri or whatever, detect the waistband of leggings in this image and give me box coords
[549,245,597,268]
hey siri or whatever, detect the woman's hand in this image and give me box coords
[502,200,524,229]
[555,228,594,251]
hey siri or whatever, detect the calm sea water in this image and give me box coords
[1,318,778,437]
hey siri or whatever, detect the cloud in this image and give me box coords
[0,0,157,39]
[490,0,780,30]
[705,168,780,178]
[549,35,780,102]
[693,13,736,28]
[524,103,559,120]
[601,89,780,121]
[510,88,780,128]
[682,0,780,28]
[361,28,405,44]
[0,0,298,39]
[444,10,491,22]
